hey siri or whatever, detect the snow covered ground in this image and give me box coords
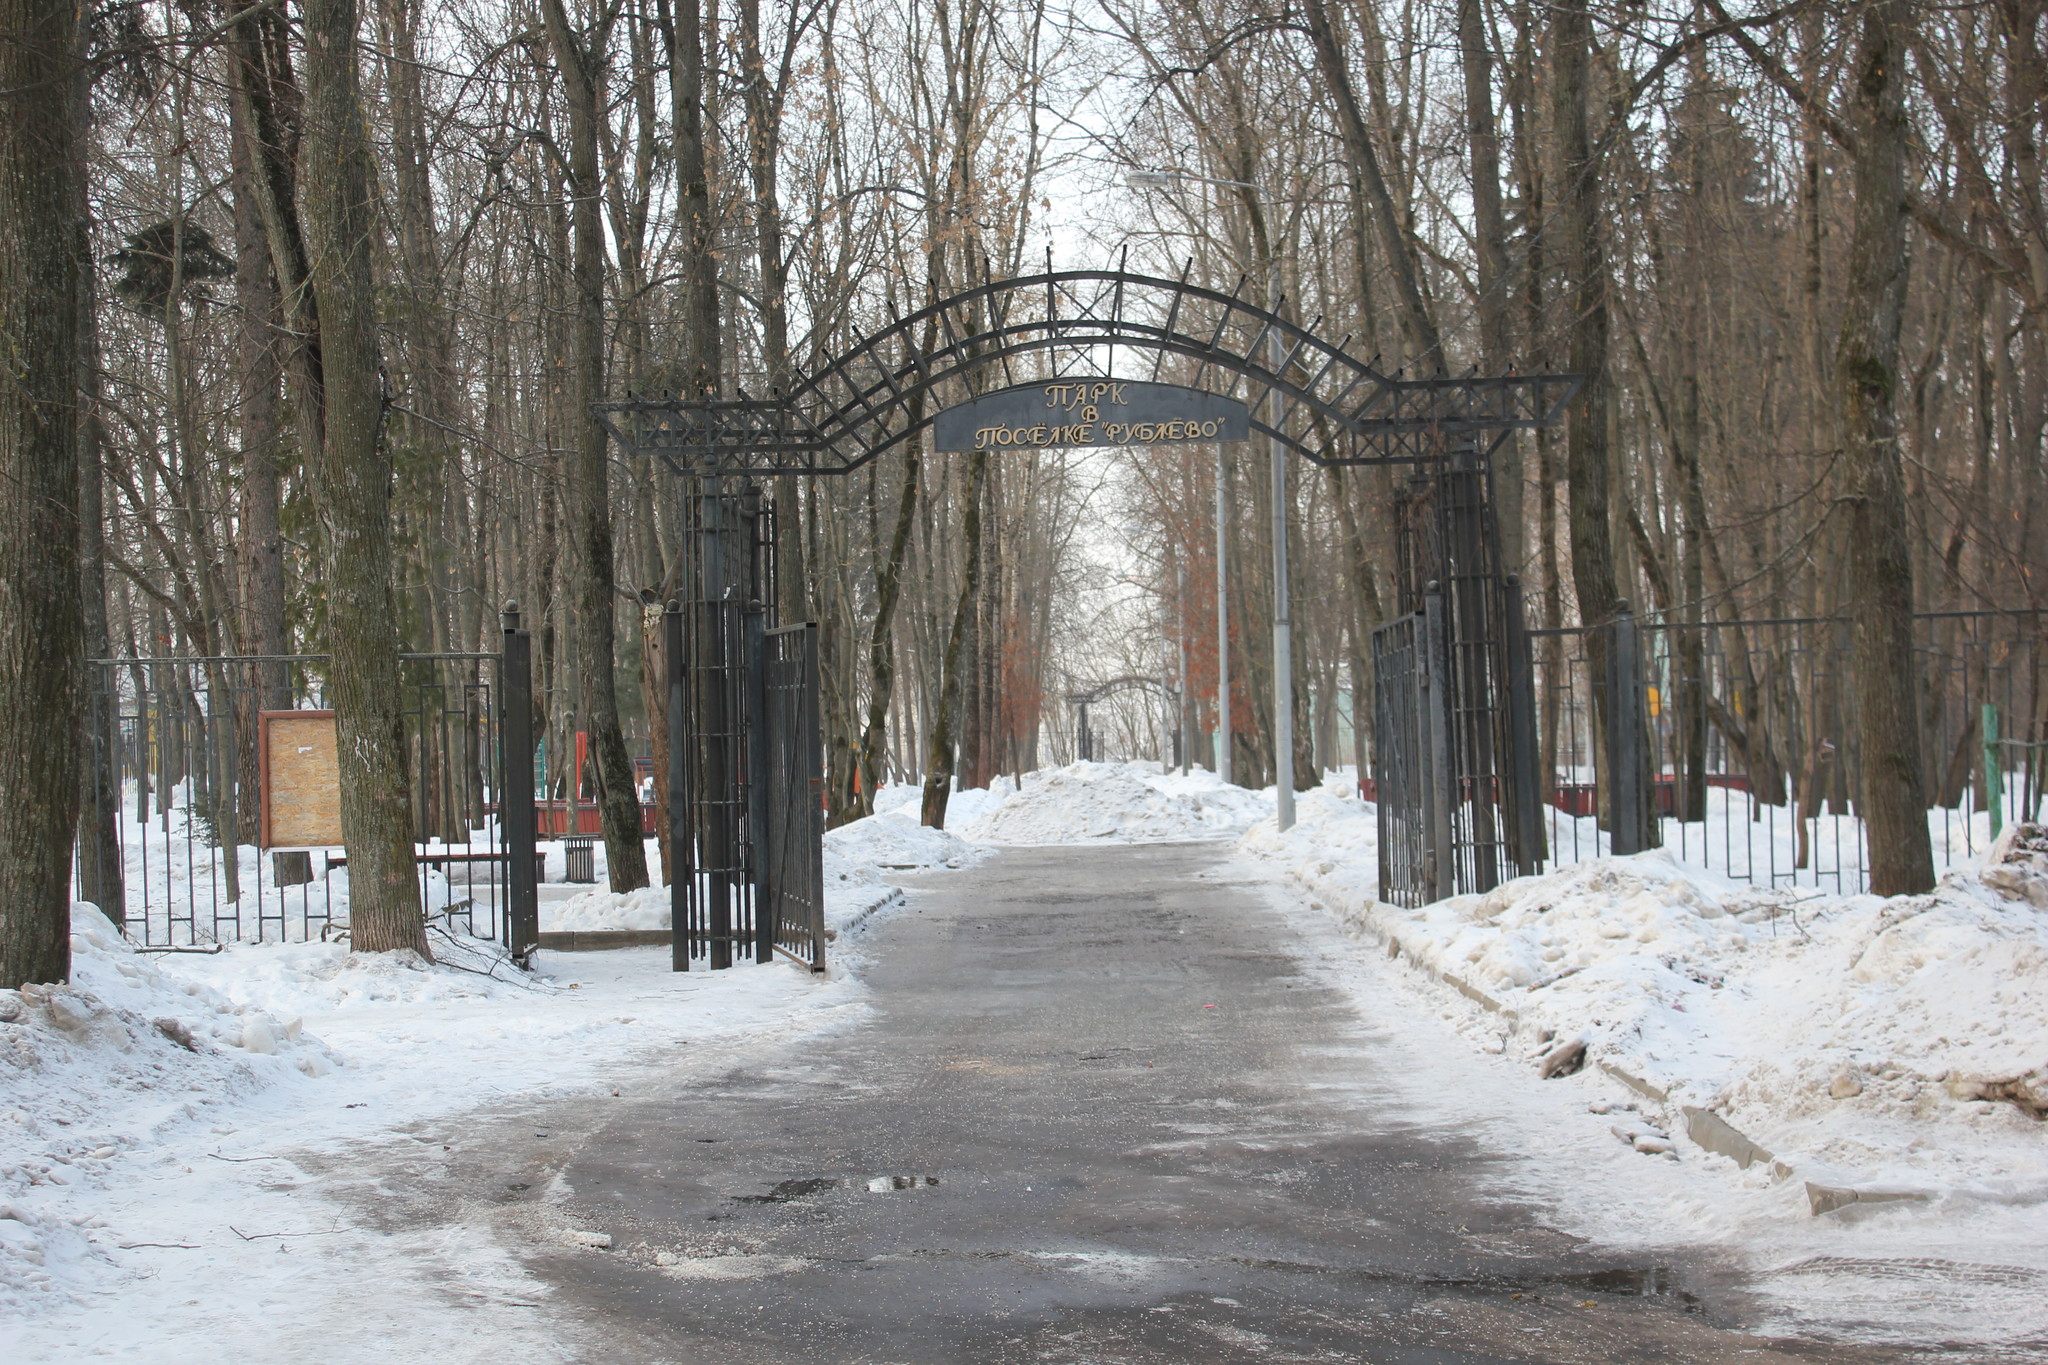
[2,804,975,1362]
[15,760,2047,1356]
[539,807,985,937]
[872,759,1278,845]
[1243,787,2048,1351]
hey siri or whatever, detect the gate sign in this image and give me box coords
[932,380,1250,453]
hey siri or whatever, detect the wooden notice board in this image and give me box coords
[259,710,343,849]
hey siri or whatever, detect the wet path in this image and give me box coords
[529,843,1903,1363]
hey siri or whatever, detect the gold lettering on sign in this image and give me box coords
[964,388,1234,449]
[1042,381,1131,413]
[969,414,1229,449]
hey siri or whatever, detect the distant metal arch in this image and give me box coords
[1066,674,1174,707]
[595,267,1579,476]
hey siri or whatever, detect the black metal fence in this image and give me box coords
[1532,608,2045,893]
[763,624,826,969]
[1371,613,1435,906]
[1370,450,1545,908]
[77,650,535,948]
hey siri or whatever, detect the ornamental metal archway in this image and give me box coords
[594,266,1576,474]
[598,264,1581,966]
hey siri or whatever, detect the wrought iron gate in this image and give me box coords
[1371,612,1439,906]
[763,624,826,969]
[594,263,1582,925]
[660,479,825,972]
[1372,448,1544,907]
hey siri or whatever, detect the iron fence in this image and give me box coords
[77,651,532,948]
[1531,609,2044,893]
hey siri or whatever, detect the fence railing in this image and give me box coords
[1530,608,2044,894]
[77,650,535,949]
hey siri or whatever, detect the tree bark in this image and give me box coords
[1548,0,1633,839]
[543,0,650,893]
[1301,0,1442,365]
[0,0,85,986]
[659,0,720,396]
[1836,0,1935,894]
[77,228,124,924]
[1458,0,1521,569]
[858,437,921,818]
[297,0,426,955]
[228,93,289,684]
[922,452,989,828]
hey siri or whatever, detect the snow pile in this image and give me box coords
[546,885,670,932]
[824,808,982,871]
[1248,804,2048,1198]
[871,777,1016,831]
[819,807,986,934]
[0,905,339,1316]
[533,809,981,937]
[958,761,1272,844]
[164,929,536,1018]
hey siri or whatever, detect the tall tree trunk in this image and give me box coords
[1301,0,1442,364]
[0,0,85,986]
[229,94,289,676]
[544,0,649,893]
[922,452,989,828]
[1549,0,1628,835]
[1459,0,1520,568]
[1836,0,1934,894]
[858,437,921,818]
[298,0,426,955]
[660,0,720,396]
[77,223,124,924]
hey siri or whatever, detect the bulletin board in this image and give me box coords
[259,710,344,849]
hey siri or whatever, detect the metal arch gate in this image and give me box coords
[604,263,1581,959]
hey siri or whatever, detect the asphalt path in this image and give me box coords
[519,842,1907,1364]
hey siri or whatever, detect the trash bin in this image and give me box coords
[563,835,597,883]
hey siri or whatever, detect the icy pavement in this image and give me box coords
[1243,788,2048,1352]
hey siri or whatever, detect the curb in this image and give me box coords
[537,930,672,952]
[1338,891,1819,1197]
[1300,876,1961,1219]
[831,888,906,940]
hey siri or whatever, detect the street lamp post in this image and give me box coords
[1267,271,1294,831]
[1214,441,1232,784]
[1128,169,1292,825]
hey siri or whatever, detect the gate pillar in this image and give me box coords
[501,604,539,963]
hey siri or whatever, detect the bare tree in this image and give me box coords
[1836,0,1934,893]
[0,0,86,986]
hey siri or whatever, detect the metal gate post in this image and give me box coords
[1605,600,1649,855]
[745,598,774,964]
[666,600,689,972]
[701,491,735,970]
[501,603,539,962]
[1423,582,1455,901]
[1503,576,1545,876]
